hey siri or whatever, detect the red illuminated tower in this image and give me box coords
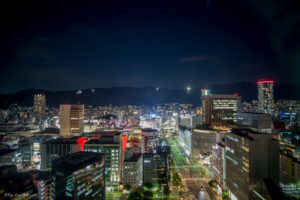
[257,79,274,114]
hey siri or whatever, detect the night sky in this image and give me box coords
[0,0,299,93]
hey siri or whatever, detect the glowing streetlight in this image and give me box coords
[186,86,191,93]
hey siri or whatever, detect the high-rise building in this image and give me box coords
[18,142,32,168]
[59,104,84,138]
[202,94,238,126]
[141,128,158,153]
[257,79,274,114]
[84,132,122,190]
[212,142,226,188]
[33,94,46,122]
[52,151,105,200]
[224,129,279,200]
[40,137,82,171]
[191,127,221,157]
[178,114,203,156]
[237,112,272,133]
[143,146,170,185]
[123,148,143,188]
[36,172,53,200]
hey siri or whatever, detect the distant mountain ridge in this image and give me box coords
[0,83,299,107]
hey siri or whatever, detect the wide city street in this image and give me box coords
[165,136,217,200]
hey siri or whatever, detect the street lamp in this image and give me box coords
[186,86,191,94]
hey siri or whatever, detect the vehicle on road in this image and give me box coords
[200,185,204,191]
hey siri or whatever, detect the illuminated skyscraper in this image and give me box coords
[84,132,122,191]
[224,129,279,200]
[202,94,238,126]
[257,79,274,114]
[59,104,84,138]
[33,94,46,122]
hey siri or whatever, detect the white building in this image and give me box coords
[123,148,142,188]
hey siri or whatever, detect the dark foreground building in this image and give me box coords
[52,151,105,200]
[143,146,170,185]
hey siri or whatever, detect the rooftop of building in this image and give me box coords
[229,128,272,140]
[0,164,16,170]
[85,137,120,145]
[39,128,59,134]
[202,94,238,99]
[43,137,79,144]
[0,149,18,156]
[141,128,158,132]
[36,171,53,181]
[84,130,121,136]
[156,145,171,154]
[124,153,142,162]
[52,151,104,172]
[238,112,272,115]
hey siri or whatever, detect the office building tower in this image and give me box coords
[224,129,279,200]
[32,138,48,170]
[280,150,300,180]
[52,151,105,200]
[40,137,81,171]
[123,148,143,188]
[237,112,272,133]
[141,128,158,153]
[212,142,226,188]
[191,127,227,158]
[33,94,46,122]
[0,149,18,168]
[84,132,122,190]
[36,172,53,200]
[18,142,32,168]
[202,94,238,126]
[59,104,84,138]
[143,146,170,185]
[178,114,203,156]
[280,112,298,128]
[257,79,274,114]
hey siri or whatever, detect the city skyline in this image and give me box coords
[0,1,299,200]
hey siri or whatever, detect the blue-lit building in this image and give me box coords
[178,114,203,156]
[280,113,298,129]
